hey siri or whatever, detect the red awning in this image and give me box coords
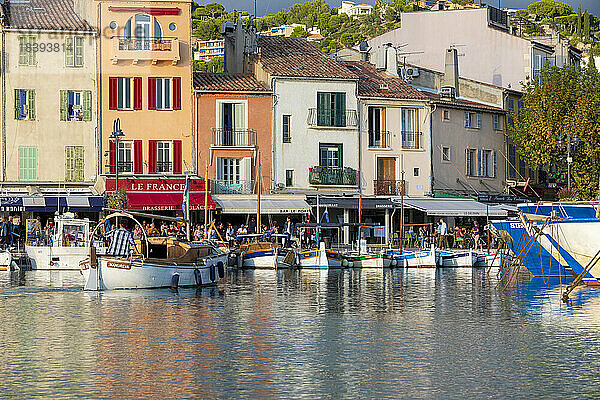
[105,178,216,211]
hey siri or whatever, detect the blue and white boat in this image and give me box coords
[385,245,437,268]
[437,249,476,268]
[491,202,600,285]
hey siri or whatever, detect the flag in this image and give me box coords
[182,177,189,220]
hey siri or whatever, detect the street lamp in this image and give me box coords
[109,118,125,192]
[557,124,580,192]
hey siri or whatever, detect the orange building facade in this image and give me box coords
[194,73,273,195]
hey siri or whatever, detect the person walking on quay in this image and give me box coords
[104,220,136,257]
[248,217,257,235]
[283,217,294,247]
[438,218,448,249]
[473,221,480,250]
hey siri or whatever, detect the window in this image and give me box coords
[286,170,294,187]
[14,89,35,120]
[442,109,450,121]
[157,141,171,173]
[319,144,342,168]
[124,14,163,49]
[18,146,37,181]
[508,144,517,179]
[442,146,451,162]
[65,146,84,182]
[156,78,171,110]
[65,36,84,67]
[413,167,419,177]
[283,115,291,143]
[215,157,252,193]
[117,77,132,110]
[466,148,477,176]
[60,90,92,121]
[368,107,384,147]
[19,36,36,66]
[493,114,501,131]
[217,102,247,145]
[118,142,133,173]
[402,108,420,149]
[507,98,515,127]
[464,112,482,129]
[466,148,497,178]
[317,92,346,127]
[218,158,240,183]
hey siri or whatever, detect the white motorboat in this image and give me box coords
[385,245,438,268]
[81,212,228,291]
[0,250,18,272]
[438,249,476,268]
[474,251,503,267]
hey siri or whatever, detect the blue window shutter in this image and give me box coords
[464,112,469,127]
[476,113,482,128]
[477,149,482,177]
[466,149,471,176]
[493,150,497,178]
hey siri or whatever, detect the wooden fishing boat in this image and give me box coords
[81,212,228,290]
[438,249,476,268]
[344,252,384,268]
[297,242,343,269]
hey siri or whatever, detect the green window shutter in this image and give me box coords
[19,146,37,181]
[28,90,35,120]
[74,36,84,67]
[60,90,68,121]
[317,92,330,126]
[31,147,38,180]
[75,147,84,181]
[65,146,73,181]
[83,90,92,121]
[337,144,343,167]
[335,93,346,127]
[65,37,74,67]
[28,36,36,66]
[14,89,20,120]
[19,36,28,66]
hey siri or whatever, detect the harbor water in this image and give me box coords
[1,269,600,399]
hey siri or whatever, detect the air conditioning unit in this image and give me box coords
[406,67,419,77]
[440,86,456,100]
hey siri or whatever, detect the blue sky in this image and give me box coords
[199,1,600,17]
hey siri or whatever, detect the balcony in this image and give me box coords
[211,180,254,195]
[309,167,358,186]
[402,131,422,150]
[156,161,172,173]
[374,180,404,196]
[111,36,180,65]
[368,131,391,149]
[212,128,256,147]
[307,108,358,128]
[117,161,133,173]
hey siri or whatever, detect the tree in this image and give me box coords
[584,10,590,41]
[291,26,308,38]
[510,63,600,199]
[340,32,359,47]
[528,0,573,18]
[194,56,224,73]
[577,5,582,37]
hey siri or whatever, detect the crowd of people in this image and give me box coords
[404,220,489,249]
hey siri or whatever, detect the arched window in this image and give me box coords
[124,14,163,50]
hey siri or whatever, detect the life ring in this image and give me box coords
[194,268,202,286]
[209,264,216,282]
[217,262,224,279]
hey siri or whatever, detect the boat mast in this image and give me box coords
[204,163,209,238]
[257,151,261,233]
[185,173,191,241]
[400,154,404,254]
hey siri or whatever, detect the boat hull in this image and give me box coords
[25,245,90,270]
[298,248,343,269]
[81,254,228,290]
[346,254,384,268]
[474,251,503,267]
[386,248,437,268]
[242,249,285,269]
[438,250,476,268]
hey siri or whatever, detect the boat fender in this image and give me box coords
[342,259,348,267]
[391,259,397,267]
[348,261,353,268]
[194,268,202,286]
[171,273,180,290]
[217,262,224,279]
[209,264,216,282]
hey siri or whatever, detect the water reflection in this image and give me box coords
[0,269,599,398]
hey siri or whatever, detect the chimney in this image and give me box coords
[379,83,389,95]
[385,44,398,76]
[441,48,459,98]
[359,40,370,62]
[222,17,258,74]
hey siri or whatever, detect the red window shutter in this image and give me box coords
[134,140,143,174]
[172,77,181,110]
[148,140,157,174]
[109,140,116,174]
[172,140,182,174]
[133,77,142,110]
[109,77,118,110]
[148,78,157,110]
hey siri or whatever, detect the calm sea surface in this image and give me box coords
[0,268,599,399]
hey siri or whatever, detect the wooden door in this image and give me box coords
[377,157,396,181]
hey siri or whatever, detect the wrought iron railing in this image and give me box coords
[117,161,133,173]
[374,180,404,195]
[117,37,174,51]
[401,131,422,149]
[211,180,254,194]
[307,108,358,128]
[309,167,358,186]
[212,128,256,147]
[368,130,391,148]
[156,161,172,173]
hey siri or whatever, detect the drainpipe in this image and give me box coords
[271,78,277,189]
[97,3,103,180]
[429,102,436,196]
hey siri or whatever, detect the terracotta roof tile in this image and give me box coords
[193,73,270,92]
[2,0,93,31]
[341,61,428,100]
[256,36,356,79]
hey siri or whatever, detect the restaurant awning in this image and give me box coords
[306,196,395,210]
[215,197,311,214]
[0,196,105,213]
[401,198,508,217]
[106,178,216,211]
